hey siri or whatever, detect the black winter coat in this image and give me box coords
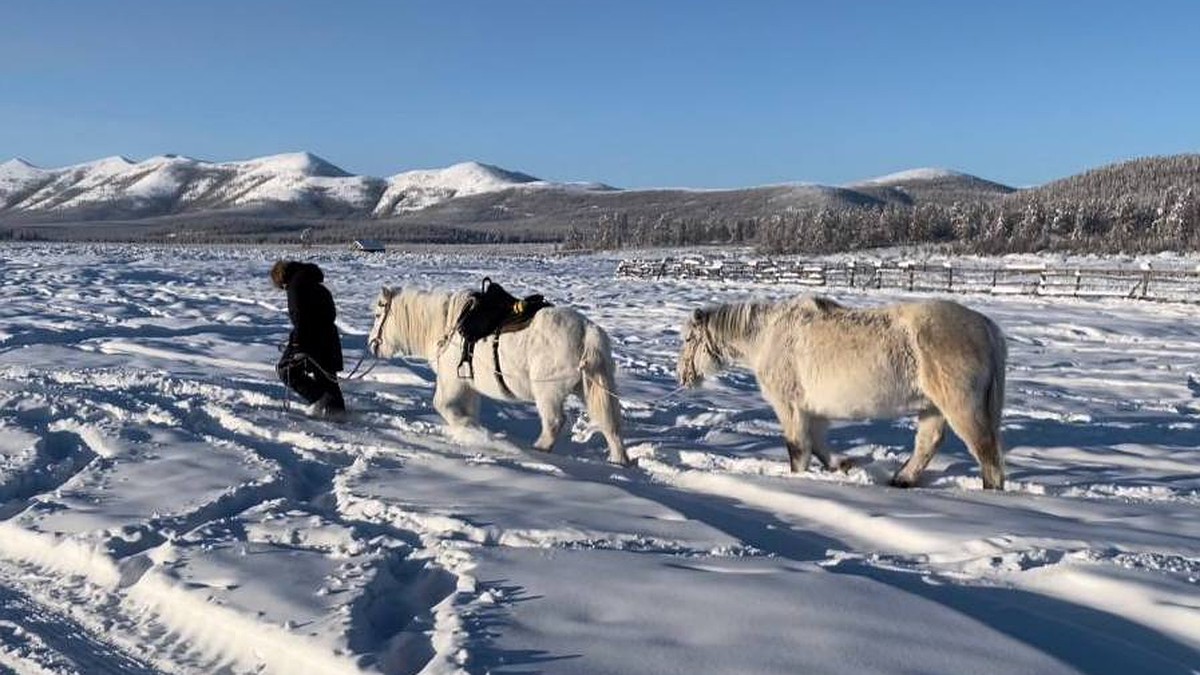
[282,262,344,372]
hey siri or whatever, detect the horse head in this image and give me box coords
[369,286,397,357]
[678,307,725,387]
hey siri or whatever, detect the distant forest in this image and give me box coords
[564,155,1200,255]
[0,216,553,246]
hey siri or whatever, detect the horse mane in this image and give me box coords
[701,300,774,344]
[385,287,472,356]
[703,294,844,344]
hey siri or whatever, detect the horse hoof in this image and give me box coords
[833,458,855,474]
[889,475,915,489]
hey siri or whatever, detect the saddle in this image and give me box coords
[455,277,551,384]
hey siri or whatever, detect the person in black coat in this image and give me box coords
[270,260,346,416]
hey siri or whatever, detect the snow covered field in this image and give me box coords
[0,243,1196,674]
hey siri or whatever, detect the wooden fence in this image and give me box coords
[615,256,1200,304]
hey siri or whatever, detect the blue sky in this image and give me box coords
[3,1,1198,188]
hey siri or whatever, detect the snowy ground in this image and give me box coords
[0,243,1196,674]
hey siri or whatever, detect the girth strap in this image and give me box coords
[492,336,515,399]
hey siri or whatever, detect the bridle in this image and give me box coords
[682,318,723,384]
[369,290,396,356]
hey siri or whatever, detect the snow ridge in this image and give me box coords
[851,167,971,186]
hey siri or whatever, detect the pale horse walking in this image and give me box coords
[368,287,631,466]
[677,295,1008,489]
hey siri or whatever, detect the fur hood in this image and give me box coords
[279,261,324,287]
[286,261,324,285]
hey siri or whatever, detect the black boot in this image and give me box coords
[312,389,347,421]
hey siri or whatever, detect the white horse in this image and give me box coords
[677,295,1007,489]
[368,287,630,465]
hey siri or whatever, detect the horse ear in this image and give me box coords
[810,296,844,313]
[692,308,706,322]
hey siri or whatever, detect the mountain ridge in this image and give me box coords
[0,152,1012,224]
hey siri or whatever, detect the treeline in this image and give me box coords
[0,227,47,241]
[0,218,557,246]
[565,188,1200,255]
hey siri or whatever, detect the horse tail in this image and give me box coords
[975,315,1008,489]
[983,317,1007,443]
[579,322,630,466]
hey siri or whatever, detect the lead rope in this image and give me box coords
[283,360,292,412]
[341,290,396,381]
[341,351,379,380]
[436,330,687,406]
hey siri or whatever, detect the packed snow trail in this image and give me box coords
[0,243,1195,673]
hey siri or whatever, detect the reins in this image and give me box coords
[340,290,396,381]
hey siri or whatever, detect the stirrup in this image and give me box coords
[457,361,474,379]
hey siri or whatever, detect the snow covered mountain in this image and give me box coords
[0,153,614,221]
[372,161,543,215]
[0,153,1013,230]
[847,166,1016,204]
[0,152,388,218]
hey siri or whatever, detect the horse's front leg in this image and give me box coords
[433,378,480,429]
[767,396,813,473]
[806,416,853,473]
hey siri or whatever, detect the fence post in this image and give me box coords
[907,266,915,291]
[1074,269,1082,297]
[946,265,953,293]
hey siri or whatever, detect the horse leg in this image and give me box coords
[940,399,1005,490]
[807,416,851,472]
[891,408,946,488]
[579,363,631,466]
[532,389,566,452]
[433,379,479,429]
[771,400,813,473]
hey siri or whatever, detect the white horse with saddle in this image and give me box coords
[678,295,1007,489]
[368,285,631,466]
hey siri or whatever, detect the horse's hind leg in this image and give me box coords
[532,390,566,452]
[961,423,1004,490]
[972,436,1005,490]
[940,401,1005,490]
[891,408,946,488]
